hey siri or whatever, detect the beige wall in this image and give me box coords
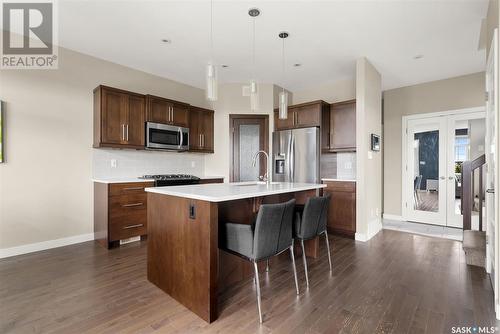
[204,83,291,181]
[292,78,355,105]
[0,46,208,250]
[383,72,485,216]
[355,58,382,240]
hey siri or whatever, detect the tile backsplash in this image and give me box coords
[92,149,205,179]
[320,152,356,180]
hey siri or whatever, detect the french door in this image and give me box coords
[404,112,486,227]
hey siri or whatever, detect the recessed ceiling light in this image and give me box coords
[221,64,229,68]
[293,63,301,67]
[161,38,172,44]
[413,54,424,60]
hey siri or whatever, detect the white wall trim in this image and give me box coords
[382,214,404,221]
[355,218,382,242]
[0,233,94,259]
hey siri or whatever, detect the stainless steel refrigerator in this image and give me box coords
[272,127,320,183]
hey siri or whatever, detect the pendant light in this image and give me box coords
[248,8,260,111]
[278,31,289,120]
[206,0,217,101]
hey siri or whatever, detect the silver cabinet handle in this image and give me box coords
[202,134,205,147]
[171,106,174,122]
[439,176,446,180]
[121,124,125,141]
[448,176,454,180]
[123,224,144,229]
[126,124,129,141]
[122,187,144,191]
[199,134,202,147]
[487,189,495,194]
[122,203,144,208]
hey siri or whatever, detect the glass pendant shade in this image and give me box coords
[278,90,288,119]
[206,63,218,101]
[250,80,259,111]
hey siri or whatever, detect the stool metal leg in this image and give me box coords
[324,231,333,272]
[266,259,270,272]
[289,245,300,295]
[253,261,263,323]
[300,240,309,288]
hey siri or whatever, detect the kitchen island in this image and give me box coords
[145,181,326,323]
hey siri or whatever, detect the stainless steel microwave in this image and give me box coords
[146,122,189,151]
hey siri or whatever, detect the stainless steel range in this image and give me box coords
[140,174,200,187]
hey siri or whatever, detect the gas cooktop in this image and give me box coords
[140,174,200,181]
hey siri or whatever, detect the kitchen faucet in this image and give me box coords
[252,150,271,185]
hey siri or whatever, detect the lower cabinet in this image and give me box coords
[94,181,153,249]
[322,180,356,238]
[94,178,225,248]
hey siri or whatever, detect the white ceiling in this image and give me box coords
[58,0,488,92]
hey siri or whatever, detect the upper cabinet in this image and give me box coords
[323,100,356,152]
[274,100,329,131]
[94,85,146,149]
[189,106,214,153]
[146,95,189,127]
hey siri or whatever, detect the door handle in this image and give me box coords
[439,176,446,180]
[448,176,454,180]
[487,189,495,194]
[178,128,183,149]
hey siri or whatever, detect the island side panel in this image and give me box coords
[147,193,219,323]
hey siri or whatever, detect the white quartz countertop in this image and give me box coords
[93,176,225,184]
[145,182,326,202]
[321,178,356,182]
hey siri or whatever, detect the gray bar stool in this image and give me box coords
[294,195,332,288]
[221,199,299,323]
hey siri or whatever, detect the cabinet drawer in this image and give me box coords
[109,193,147,218]
[109,213,147,241]
[109,182,153,196]
[324,181,356,192]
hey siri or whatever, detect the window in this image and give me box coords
[454,136,469,162]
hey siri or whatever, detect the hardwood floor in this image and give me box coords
[1,229,498,333]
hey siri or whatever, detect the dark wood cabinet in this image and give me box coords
[274,100,329,131]
[323,180,356,238]
[323,100,356,152]
[94,181,153,249]
[146,95,189,127]
[189,106,214,153]
[94,86,146,149]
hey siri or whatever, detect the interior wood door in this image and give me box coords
[230,115,269,182]
[126,94,146,147]
[102,88,127,144]
[405,117,448,226]
[146,95,171,124]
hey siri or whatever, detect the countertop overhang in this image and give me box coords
[145,182,326,202]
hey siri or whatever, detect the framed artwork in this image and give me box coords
[371,134,380,151]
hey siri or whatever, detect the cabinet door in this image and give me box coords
[323,182,356,237]
[274,110,294,130]
[202,111,214,152]
[126,94,146,147]
[147,96,171,124]
[189,110,202,150]
[101,88,127,144]
[171,103,189,127]
[330,101,356,151]
[295,104,321,128]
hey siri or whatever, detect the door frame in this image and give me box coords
[401,107,485,224]
[229,114,269,182]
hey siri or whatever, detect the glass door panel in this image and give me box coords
[406,117,447,225]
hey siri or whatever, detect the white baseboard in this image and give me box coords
[382,214,404,221]
[355,218,383,242]
[0,233,94,259]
